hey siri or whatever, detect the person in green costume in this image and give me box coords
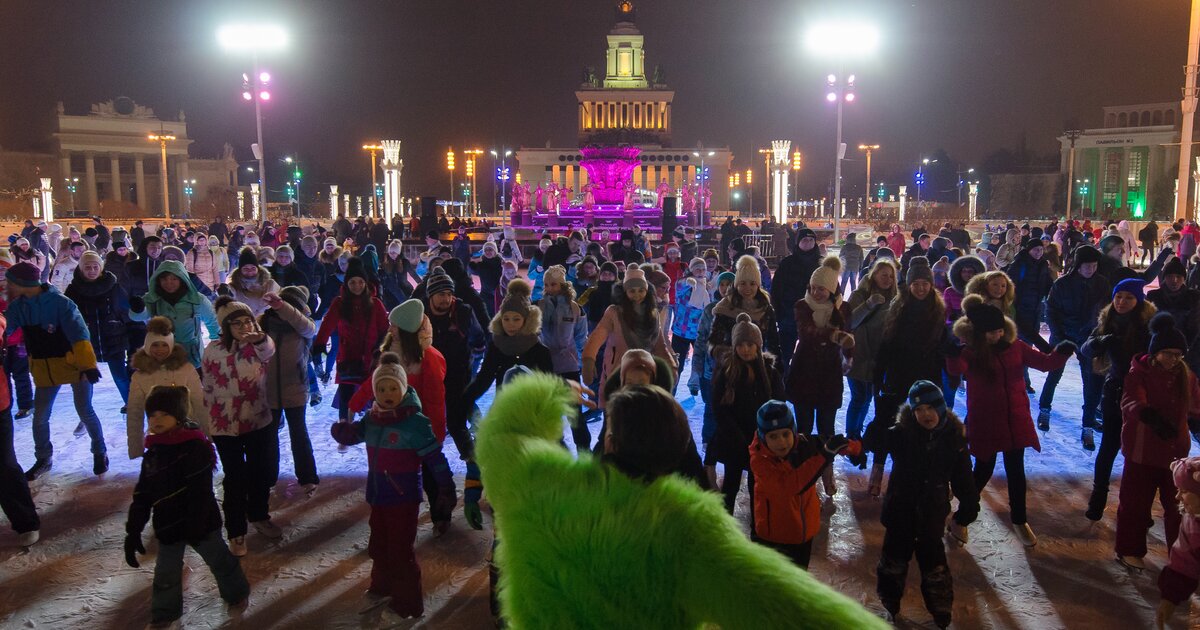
[476,372,887,629]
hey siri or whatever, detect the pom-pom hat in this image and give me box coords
[756,400,796,441]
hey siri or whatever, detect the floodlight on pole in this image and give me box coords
[148,131,176,220]
[217,24,289,52]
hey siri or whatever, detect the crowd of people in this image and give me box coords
[2,212,1200,628]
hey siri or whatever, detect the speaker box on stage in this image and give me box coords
[420,196,438,236]
[661,196,678,235]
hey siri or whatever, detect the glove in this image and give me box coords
[945,341,964,358]
[124,534,145,568]
[128,295,145,313]
[1053,340,1077,356]
[824,434,851,456]
[847,448,868,468]
[464,501,483,530]
[1142,408,1177,442]
[83,368,102,384]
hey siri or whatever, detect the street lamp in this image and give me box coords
[858,144,879,204]
[745,168,753,218]
[184,178,197,216]
[283,156,301,216]
[446,148,456,203]
[148,131,176,220]
[464,149,483,216]
[362,143,383,218]
[792,150,803,213]
[219,22,287,219]
[490,148,512,218]
[916,157,937,204]
[806,19,880,243]
[65,177,78,213]
[956,167,975,206]
[693,150,714,227]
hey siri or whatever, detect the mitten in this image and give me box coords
[128,295,145,313]
[124,534,145,568]
[1054,340,1077,356]
[83,368,102,384]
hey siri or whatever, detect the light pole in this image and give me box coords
[757,147,772,218]
[745,169,753,218]
[490,148,512,218]
[464,149,483,216]
[956,167,975,206]
[362,143,383,218]
[65,177,78,213]
[1063,129,1082,220]
[284,156,301,216]
[148,131,175,220]
[916,157,937,205]
[1176,0,1200,221]
[446,148,456,203]
[792,150,802,215]
[858,144,879,205]
[219,22,287,219]
[1076,178,1091,215]
[693,150,714,227]
[807,20,879,243]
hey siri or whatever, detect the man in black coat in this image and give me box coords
[423,268,485,460]
[1039,245,1109,441]
[369,219,390,253]
[769,228,822,372]
[208,217,228,246]
[899,234,931,282]
[1096,234,1171,286]
[130,220,146,253]
[331,215,353,244]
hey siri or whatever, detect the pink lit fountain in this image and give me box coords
[579,146,642,204]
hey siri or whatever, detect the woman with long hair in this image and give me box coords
[314,257,389,423]
[845,259,899,442]
[708,255,781,369]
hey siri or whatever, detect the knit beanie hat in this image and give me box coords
[143,316,175,349]
[1073,245,1103,266]
[734,254,760,287]
[647,268,671,291]
[1098,234,1125,255]
[1113,278,1146,304]
[717,270,736,287]
[908,379,947,423]
[689,257,707,275]
[344,256,368,284]
[875,246,896,260]
[279,285,310,312]
[809,255,842,295]
[324,237,337,248]
[390,298,426,332]
[599,261,619,277]
[372,352,408,396]
[731,312,763,348]
[500,278,533,317]
[1172,456,1200,496]
[619,349,657,385]
[145,385,191,424]
[5,261,40,288]
[275,244,294,260]
[543,264,567,288]
[214,296,254,327]
[237,246,258,270]
[80,250,104,267]
[161,245,185,262]
[907,256,934,285]
[623,265,648,292]
[756,400,796,441]
[482,241,498,255]
[1149,312,1188,354]
[425,266,455,296]
[965,298,1006,333]
[1162,256,1187,280]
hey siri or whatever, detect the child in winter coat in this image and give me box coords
[465,279,555,404]
[947,296,1072,548]
[964,270,1016,319]
[709,255,781,364]
[126,316,208,459]
[476,372,887,629]
[261,286,320,494]
[124,385,250,628]
[538,266,590,449]
[331,353,456,622]
[1115,313,1200,570]
[579,261,617,331]
[707,314,785,520]
[202,297,279,557]
[867,380,979,629]
[944,255,985,324]
[671,257,709,396]
[787,255,855,496]
[750,400,865,568]
[1156,456,1200,629]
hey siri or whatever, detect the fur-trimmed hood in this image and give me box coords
[952,309,1017,346]
[948,255,986,294]
[318,247,344,265]
[489,303,543,337]
[896,403,966,437]
[130,344,190,373]
[229,265,273,296]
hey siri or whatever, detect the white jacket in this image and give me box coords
[125,344,209,459]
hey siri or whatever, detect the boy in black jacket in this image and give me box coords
[125,385,249,628]
[866,380,979,629]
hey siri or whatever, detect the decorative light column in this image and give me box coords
[381,140,403,224]
[968,183,979,222]
[237,190,246,220]
[40,178,53,222]
[898,185,908,223]
[250,183,261,220]
[329,184,339,220]
[770,140,791,223]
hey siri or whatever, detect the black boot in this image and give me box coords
[93,453,109,475]
[14,408,31,419]
[25,457,52,481]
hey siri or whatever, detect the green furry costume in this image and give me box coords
[477,373,886,629]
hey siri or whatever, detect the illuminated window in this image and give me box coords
[618,50,632,76]
[1127,150,1144,191]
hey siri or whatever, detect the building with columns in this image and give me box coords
[514,1,732,214]
[1058,102,1183,217]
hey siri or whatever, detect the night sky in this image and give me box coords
[0,0,1190,204]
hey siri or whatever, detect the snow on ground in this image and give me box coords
[0,354,1197,629]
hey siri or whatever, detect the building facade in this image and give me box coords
[1058,102,1182,218]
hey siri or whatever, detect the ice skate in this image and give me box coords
[17,529,38,547]
[145,620,181,630]
[302,483,318,498]
[868,463,884,498]
[251,519,283,539]
[1036,408,1050,432]
[309,392,322,407]
[14,407,30,419]
[1116,555,1145,571]
[358,591,392,615]
[1013,522,1038,547]
[948,522,968,546]
[1081,427,1095,451]
[228,536,247,557]
[933,611,952,629]
[73,421,86,437]
[24,457,51,481]
[93,453,109,475]
[379,608,421,629]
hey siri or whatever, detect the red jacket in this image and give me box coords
[314,292,389,385]
[348,347,448,442]
[886,232,906,256]
[947,338,1067,458]
[1120,353,1200,468]
[749,435,829,545]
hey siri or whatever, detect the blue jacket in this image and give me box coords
[539,295,588,374]
[672,277,706,341]
[6,284,98,386]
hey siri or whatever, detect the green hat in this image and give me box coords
[389,299,426,333]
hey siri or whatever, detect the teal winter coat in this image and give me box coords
[129,260,219,367]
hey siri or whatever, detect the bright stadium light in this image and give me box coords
[217,23,289,52]
[804,21,881,58]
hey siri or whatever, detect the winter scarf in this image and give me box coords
[145,425,217,469]
[802,294,835,329]
[493,332,541,356]
[619,302,660,351]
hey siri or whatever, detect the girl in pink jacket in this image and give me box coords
[1157,457,1200,629]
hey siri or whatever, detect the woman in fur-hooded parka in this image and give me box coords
[475,373,888,630]
[464,279,554,404]
[126,317,208,459]
[946,295,1069,458]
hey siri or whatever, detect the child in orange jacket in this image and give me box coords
[749,400,865,568]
